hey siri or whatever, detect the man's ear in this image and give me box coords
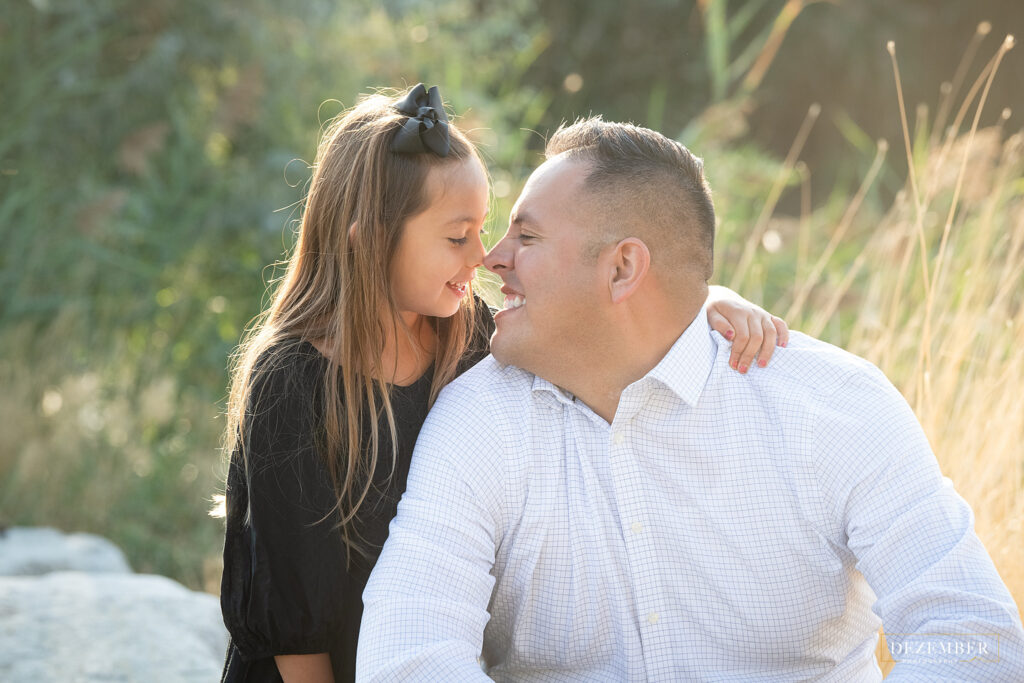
[607,237,650,304]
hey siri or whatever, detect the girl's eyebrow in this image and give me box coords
[446,211,489,226]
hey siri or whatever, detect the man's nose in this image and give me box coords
[483,236,511,273]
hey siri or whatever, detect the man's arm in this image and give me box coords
[813,365,1024,681]
[357,380,507,682]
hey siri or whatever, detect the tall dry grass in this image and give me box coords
[718,29,1023,675]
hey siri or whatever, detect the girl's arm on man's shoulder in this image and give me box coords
[706,284,789,373]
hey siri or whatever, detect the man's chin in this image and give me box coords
[489,336,527,370]
[489,342,515,367]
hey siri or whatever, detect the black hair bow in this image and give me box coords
[391,83,450,157]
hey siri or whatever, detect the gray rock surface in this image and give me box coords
[0,528,228,682]
[0,526,132,575]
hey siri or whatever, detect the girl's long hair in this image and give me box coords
[222,88,480,558]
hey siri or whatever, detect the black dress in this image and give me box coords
[220,306,493,683]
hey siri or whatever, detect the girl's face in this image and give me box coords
[390,157,489,320]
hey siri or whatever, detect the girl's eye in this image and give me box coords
[448,237,468,246]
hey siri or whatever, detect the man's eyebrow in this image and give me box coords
[510,211,535,227]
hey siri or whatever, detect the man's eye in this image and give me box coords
[448,237,468,246]
[518,233,535,242]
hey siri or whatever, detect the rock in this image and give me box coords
[0,527,131,576]
[0,528,227,681]
[0,571,228,682]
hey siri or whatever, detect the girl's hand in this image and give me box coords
[705,285,789,373]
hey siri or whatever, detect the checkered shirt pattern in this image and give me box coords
[358,312,1024,682]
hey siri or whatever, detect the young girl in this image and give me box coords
[219,84,787,683]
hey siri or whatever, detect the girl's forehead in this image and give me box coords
[424,158,489,202]
[427,155,487,185]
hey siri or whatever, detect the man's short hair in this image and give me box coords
[545,117,715,282]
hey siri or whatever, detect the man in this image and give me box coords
[357,118,1024,681]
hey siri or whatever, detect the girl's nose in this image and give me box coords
[468,233,486,269]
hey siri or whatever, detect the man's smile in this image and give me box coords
[502,294,526,310]
[499,285,526,311]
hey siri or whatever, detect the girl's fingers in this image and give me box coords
[707,309,735,343]
[709,301,790,373]
[729,316,756,373]
[755,317,778,368]
[772,315,790,348]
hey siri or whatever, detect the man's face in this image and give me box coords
[483,156,604,374]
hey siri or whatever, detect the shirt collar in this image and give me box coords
[529,304,719,409]
[531,374,576,407]
[645,304,717,407]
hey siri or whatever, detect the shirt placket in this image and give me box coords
[606,381,670,679]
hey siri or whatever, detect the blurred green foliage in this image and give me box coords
[1,0,1020,590]
[0,0,562,590]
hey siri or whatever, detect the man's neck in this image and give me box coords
[553,297,705,424]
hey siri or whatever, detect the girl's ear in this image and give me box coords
[607,237,651,304]
[348,222,357,243]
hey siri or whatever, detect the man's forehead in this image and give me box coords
[516,156,590,209]
[509,166,599,245]
[530,154,589,183]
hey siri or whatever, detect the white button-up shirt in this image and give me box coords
[358,312,1024,681]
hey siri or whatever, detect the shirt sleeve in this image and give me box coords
[224,354,348,660]
[812,365,1024,681]
[357,379,504,681]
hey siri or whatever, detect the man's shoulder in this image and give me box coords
[432,354,538,421]
[446,353,535,393]
[741,330,887,399]
[415,356,536,476]
[732,330,916,457]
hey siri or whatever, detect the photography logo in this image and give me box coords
[883,633,1001,665]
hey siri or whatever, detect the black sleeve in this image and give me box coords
[221,349,347,659]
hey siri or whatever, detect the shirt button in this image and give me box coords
[647,612,659,625]
[612,431,625,445]
[631,521,643,534]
